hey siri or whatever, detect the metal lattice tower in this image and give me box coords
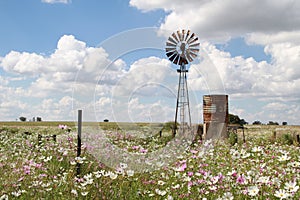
[175,63,192,134]
[165,30,199,136]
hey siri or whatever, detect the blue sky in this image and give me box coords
[0,0,164,55]
[1,0,300,125]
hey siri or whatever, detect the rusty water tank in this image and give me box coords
[203,95,229,139]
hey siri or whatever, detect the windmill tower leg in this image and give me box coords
[173,63,191,137]
[173,71,181,137]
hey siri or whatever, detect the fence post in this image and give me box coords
[273,131,277,141]
[38,134,42,145]
[77,110,82,176]
[242,127,245,143]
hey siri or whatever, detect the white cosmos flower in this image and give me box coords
[71,189,78,196]
[81,191,88,196]
[158,180,165,185]
[274,189,289,199]
[120,163,128,169]
[223,192,234,200]
[172,184,180,189]
[109,172,118,180]
[248,186,259,196]
[0,194,8,200]
[75,157,84,164]
[284,181,299,193]
[278,154,291,162]
[251,146,263,153]
[155,189,167,196]
[166,195,173,200]
[126,170,134,177]
[257,176,270,184]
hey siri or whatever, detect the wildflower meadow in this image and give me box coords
[0,123,300,199]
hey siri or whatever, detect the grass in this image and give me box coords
[0,123,300,199]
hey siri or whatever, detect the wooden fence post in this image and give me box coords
[77,110,82,176]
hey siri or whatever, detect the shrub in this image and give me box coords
[228,131,238,146]
[162,121,178,131]
[19,116,26,122]
[281,133,293,145]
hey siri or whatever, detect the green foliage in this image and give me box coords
[281,133,294,145]
[268,121,279,125]
[162,121,178,131]
[228,131,238,146]
[252,120,262,125]
[19,116,26,122]
[228,114,247,125]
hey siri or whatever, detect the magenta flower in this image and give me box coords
[139,148,148,153]
[178,162,187,172]
[236,174,246,184]
[58,124,68,129]
[23,165,31,175]
[188,171,194,177]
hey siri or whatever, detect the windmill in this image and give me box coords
[165,30,200,136]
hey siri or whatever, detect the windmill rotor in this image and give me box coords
[165,29,200,66]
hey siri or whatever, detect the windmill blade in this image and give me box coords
[188,37,198,45]
[186,50,194,62]
[166,42,176,47]
[189,50,198,58]
[166,51,176,58]
[189,42,200,48]
[166,49,177,53]
[177,30,183,41]
[166,47,176,51]
[188,48,199,54]
[186,33,195,43]
[167,37,177,45]
[166,50,176,56]
[184,30,190,41]
[169,53,178,63]
[173,54,180,65]
[172,32,179,43]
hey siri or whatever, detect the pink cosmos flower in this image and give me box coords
[236,174,246,184]
[178,162,187,172]
[139,148,148,153]
[132,146,140,150]
[23,165,31,175]
[188,171,194,177]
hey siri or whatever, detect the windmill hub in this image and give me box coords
[165,29,200,136]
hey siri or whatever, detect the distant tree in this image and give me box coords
[103,119,109,122]
[36,117,42,122]
[252,120,262,125]
[282,122,288,126]
[228,114,247,126]
[267,121,279,125]
[19,116,26,122]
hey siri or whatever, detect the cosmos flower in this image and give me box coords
[284,181,299,193]
[248,186,259,196]
[274,189,289,199]
[126,170,134,177]
[278,154,291,162]
[155,189,167,196]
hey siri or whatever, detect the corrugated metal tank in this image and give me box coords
[203,95,228,139]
